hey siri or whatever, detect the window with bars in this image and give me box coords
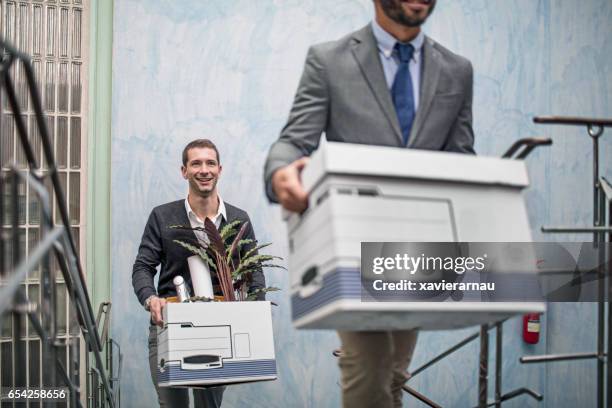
[0,1,88,407]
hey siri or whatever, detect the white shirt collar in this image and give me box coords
[371,19,425,60]
[184,194,226,226]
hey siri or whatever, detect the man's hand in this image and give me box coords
[271,157,310,213]
[149,296,167,328]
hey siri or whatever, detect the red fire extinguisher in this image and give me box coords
[523,313,541,344]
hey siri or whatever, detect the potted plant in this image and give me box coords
[171,218,281,301]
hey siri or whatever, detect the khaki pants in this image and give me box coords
[338,330,418,408]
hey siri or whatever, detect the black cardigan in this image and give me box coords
[131,199,266,305]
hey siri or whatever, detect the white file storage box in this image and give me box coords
[287,142,545,331]
[157,301,277,387]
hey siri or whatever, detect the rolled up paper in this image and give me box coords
[173,275,190,302]
[187,255,214,298]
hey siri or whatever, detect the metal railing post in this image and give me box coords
[478,325,489,408]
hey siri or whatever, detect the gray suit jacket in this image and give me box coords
[264,24,475,202]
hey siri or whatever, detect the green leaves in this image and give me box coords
[188,295,215,302]
[219,220,241,241]
[173,240,216,270]
[225,239,254,264]
[242,242,273,260]
[169,224,206,233]
[232,254,283,280]
[170,219,283,301]
[246,287,281,301]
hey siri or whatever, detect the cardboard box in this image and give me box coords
[157,301,277,387]
[286,142,546,331]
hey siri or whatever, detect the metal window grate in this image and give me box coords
[0,1,88,407]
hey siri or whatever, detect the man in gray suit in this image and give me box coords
[264,0,474,406]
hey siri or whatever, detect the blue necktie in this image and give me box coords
[392,43,415,146]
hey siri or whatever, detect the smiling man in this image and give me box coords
[132,139,266,408]
[264,0,474,406]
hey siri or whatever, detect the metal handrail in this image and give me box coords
[532,115,612,408]
[0,38,120,407]
[502,137,552,159]
[0,38,102,352]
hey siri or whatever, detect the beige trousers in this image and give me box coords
[338,330,418,408]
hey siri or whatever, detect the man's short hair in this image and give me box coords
[182,139,220,166]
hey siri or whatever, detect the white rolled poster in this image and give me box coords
[187,255,214,298]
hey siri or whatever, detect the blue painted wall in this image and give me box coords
[110,1,612,407]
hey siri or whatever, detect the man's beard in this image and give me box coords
[191,177,217,197]
[379,0,436,28]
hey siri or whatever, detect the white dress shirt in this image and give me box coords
[371,19,425,110]
[184,194,227,245]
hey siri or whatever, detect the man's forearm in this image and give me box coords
[263,46,330,203]
[132,264,157,305]
[132,210,163,306]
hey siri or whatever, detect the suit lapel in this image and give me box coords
[351,25,403,144]
[407,37,441,148]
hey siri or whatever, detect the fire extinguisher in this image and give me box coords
[523,313,541,344]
